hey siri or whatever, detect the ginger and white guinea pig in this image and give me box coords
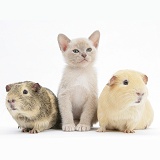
[5,81,61,133]
[97,69,154,133]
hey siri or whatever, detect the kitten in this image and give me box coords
[57,30,100,131]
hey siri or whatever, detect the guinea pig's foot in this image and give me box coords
[29,129,39,134]
[96,127,107,132]
[76,124,91,131]
[145,125,148,129]
[124,129,135,133]
[18,126,21,129]
[22,128,30,132]
[62,124,75,132]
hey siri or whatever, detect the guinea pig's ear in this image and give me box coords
[32,83,41,92]
[6,84,13,92]
[142,75,148,84]
[57,34,71,52]
[107,76,117,86]
[88,30,100,48]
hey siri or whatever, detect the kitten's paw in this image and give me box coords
[124,129,135,133]
[62,124,75,132]
[96,127,107,132]
[76,124,91,131]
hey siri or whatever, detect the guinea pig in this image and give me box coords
[97,69,154,133]
[5,81,61,133]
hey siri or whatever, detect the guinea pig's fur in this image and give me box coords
[97,70,154,133]
[6,81,61,133]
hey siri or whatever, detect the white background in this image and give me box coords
[0,0,160,159]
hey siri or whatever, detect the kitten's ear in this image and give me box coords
[57,34,71,52]
[88,30,100,48]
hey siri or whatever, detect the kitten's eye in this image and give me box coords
[23,89,28,94]
[86,48,92,52]
[123,80,129,85]
[72,49,79,53]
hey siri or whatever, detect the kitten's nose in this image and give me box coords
[82,54,87,58]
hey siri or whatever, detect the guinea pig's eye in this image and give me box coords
[86,48,92,52]
[23,89,28,94]
[72,49,79,53]
[123,80,129,85]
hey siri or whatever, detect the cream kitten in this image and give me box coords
[57,30,100,131]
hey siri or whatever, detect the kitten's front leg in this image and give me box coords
[76,96,97,131]
[58,93,75,131]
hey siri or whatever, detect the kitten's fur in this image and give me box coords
[57,30,100,131]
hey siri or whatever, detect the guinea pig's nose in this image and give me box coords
[8,99,15,103]
[136,92,144,96]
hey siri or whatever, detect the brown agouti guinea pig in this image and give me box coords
[5,81,61,133]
